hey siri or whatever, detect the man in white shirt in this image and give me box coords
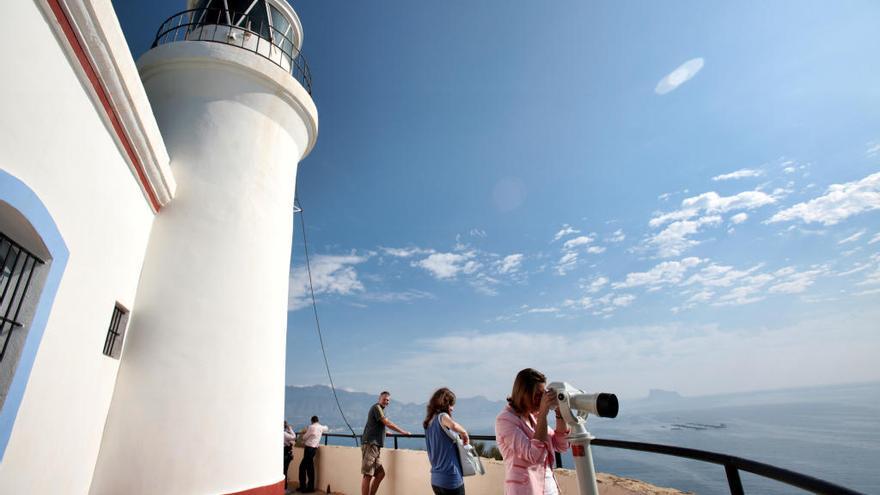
[298,416,329,493]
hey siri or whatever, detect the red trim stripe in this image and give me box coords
[46,0,162,212]
[224,479,286,495]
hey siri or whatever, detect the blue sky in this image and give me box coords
[116,1,880,402]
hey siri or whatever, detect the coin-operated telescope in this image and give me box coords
[548,382,619,495]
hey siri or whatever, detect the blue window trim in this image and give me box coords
[0,169,69,461]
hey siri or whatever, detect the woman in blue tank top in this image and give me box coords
[424,388,471,495]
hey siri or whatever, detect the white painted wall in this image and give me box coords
[0,1,158,493]
[89,41,317,494]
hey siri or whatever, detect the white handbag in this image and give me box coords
[438,413,485,476]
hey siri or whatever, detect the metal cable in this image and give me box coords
[293,197,360,445]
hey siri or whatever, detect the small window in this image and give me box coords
[102,304,129,359]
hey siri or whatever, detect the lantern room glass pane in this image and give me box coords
[269,5,294,54]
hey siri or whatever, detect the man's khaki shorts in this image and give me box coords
[361,443,383,476]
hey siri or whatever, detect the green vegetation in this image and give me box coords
[471,441,503,461]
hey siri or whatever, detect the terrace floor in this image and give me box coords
[284,445,690,495]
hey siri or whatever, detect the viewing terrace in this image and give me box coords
[283,433,863,495]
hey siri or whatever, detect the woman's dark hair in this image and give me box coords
[423,387,456,429]
[311,416,319,423]
[507,368,546,415]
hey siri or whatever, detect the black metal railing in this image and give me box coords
[320,433,862,495]
[151,8,311,94]
[0,232,44,362]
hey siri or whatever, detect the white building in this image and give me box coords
[0,0,317,493]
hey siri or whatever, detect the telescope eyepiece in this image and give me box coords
[596,393,619,418]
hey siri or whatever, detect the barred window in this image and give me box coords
[1,227,48,410]
[102,304,129,359]
[0,232,44,364]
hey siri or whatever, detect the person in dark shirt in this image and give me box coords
[283,421,296,490]
[361,391,411,495]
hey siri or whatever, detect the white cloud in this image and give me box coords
[587,246,606,254]
[556,252,580,275]
[646,189,776,257]
[838,230,866,244]
[497,254,524,274]
[556,235,600,275]
[867,141,880,158]
[712,273,775,306]
[837,263,872,277]
[650,190,776,228]
[682,263,826,306]
[361,289,435,303]
[841,247,862,257]
[614,257,703,289]
[560,288,635,318]
[712,169,764,182]
[612,294,636,307]
[414,252,475,280]
[858,266,880,287]
[289,254,369,311]
[655,58,704,95]
[768,172,880,226]
[768,268,826,294]
[685,263,762,288]
[553,224,580,242]
[730,213,748,224]
[372,310,880,401]
[682,190,776,217]
[607,229,626,243]
[583,276,609,293]
[686,289,714,304]
[563,297,593,309]
[469,228,487,238]
[563,235,595,250]
[780,159,808,175]
[381,246,434,258]
[470,273,500,296]
[648,216,722,258]
[526,307,560,314]
[868,233,880,245]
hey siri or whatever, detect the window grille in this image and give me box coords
[102,304,128,359]
[0,232,44,363]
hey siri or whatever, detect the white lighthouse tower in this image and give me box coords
[88,1,317,493]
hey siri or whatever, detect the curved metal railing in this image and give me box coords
[320,433,863,494]
[151,8,311,94]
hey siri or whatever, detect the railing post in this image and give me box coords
[393,435,398,450]
[725,464,745,495]
[555,452,563,468]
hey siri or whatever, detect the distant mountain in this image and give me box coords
[285,385,505,434]
[287,382,880,433]
[625,381,880,413]
[645,389,683,401]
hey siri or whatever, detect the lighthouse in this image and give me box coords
[88,1,317,493]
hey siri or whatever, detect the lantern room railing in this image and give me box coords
[151,8,312,94]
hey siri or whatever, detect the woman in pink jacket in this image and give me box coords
[495,368,570,495]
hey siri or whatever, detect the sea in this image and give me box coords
[325,382,880,494]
